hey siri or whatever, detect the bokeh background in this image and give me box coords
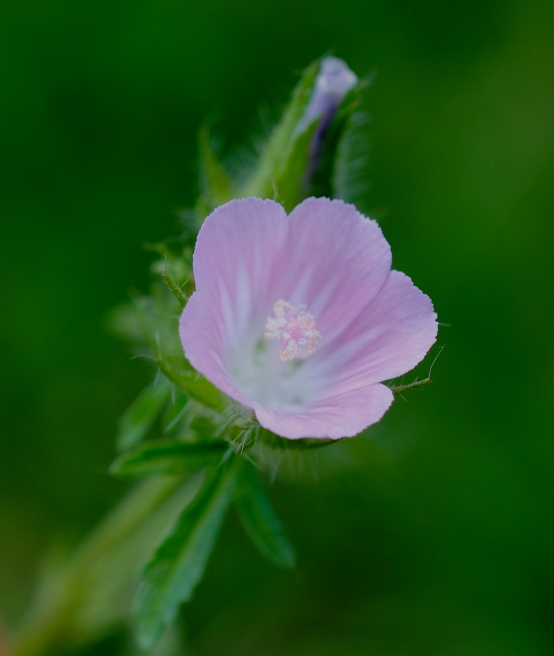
[1,0,554,654]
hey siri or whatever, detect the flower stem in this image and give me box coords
[7,475,202,656]
[161,272,188,309]
[389,377,432,395]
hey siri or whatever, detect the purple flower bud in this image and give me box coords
[300,57,358,133]
[298,57,358,189]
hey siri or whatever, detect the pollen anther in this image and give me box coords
[264,300,321,362]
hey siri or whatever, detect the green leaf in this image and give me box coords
[188,415,219,440]
[238,60,319,200]
[117,379,172,451]
[236,464,296,568]
[161,388,189,436]
[135,462,239,649]
[197,126,235,216]
[111,439,229,478]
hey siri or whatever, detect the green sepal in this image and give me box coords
[235,463,296,568]
[135,460,240,649]
[308,77,372,208]
[116,379,172,452]
[331,81,373,209]
[238,61,319,201]
[197,126,235,217]
[273,117,319,212]
[110,439,229,478]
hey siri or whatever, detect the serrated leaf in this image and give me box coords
[111,439,229,478]
[236,464,295,568]
[238,61,319,199]
[135,462,239,649]
[117,379,172,451]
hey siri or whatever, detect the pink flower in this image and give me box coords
[179,198,437,440]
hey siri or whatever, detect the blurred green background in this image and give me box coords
[1,0,554,653]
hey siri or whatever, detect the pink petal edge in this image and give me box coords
[253,383,394,440]
[316,270,438,395]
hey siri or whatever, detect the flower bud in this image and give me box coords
[298,56,358,134]
[298,57,358,189]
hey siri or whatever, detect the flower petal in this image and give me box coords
[283,198,392,342]
[179,292,251,406]
[193,198,290,347]
[252,383,394,439]
[320,270,438,394]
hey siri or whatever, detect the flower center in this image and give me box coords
[264,300,321,362]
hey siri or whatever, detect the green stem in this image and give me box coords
[161,272,187,309]
[8,475,202,656]
[389,377,432,395]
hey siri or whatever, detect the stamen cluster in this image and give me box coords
[264,300,321,362]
